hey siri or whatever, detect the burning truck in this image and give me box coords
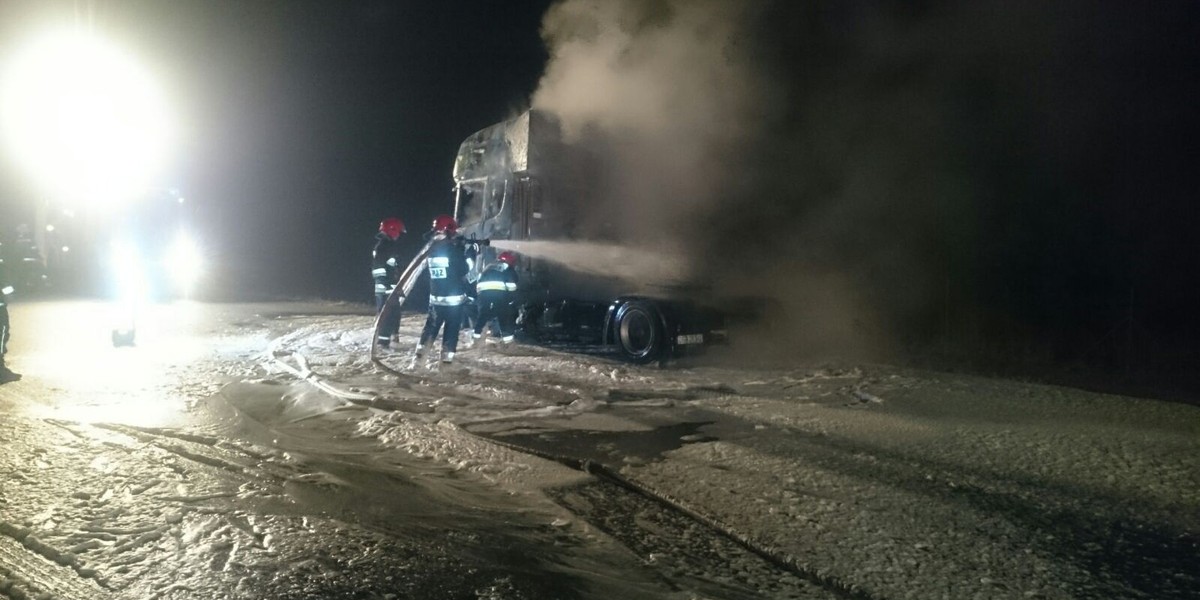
[448,110,730,363]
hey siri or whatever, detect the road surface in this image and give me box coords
[1,300,1196,599]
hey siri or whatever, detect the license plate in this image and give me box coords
[676,334,704,345]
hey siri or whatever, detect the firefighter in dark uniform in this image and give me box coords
[372,217,406,350]
[468,251,519,348]
[0,260,20,383]
[411,215,471,366]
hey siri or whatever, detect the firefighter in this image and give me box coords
[372,217,406,350]
[468,251,519,348]
[460,240,483,334]
[0,260,20,383]
[410,215,471,366]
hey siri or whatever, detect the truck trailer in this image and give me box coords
[449,110,729,363]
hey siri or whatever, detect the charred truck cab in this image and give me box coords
[451,110,726,363]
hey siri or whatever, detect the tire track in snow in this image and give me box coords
[0,523,114,599]
[3,417,278,597]
[468,427,881,600]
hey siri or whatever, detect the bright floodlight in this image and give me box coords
[0,28,174,209]
[167,230,203,296]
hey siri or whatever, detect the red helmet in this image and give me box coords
[497,251,517,266]
[431,214,457,234]
[379,217,405,239]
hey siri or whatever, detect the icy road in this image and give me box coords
[0,301,1197,600]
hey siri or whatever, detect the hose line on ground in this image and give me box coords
[266,336,377,403]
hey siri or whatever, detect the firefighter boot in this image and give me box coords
[463,332,483,350]
[407,346,425,369]
[494,335,516,354]
[0,363,20,384]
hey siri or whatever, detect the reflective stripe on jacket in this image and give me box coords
[475,281,517,292]
[426,237,470,300]
[372,234,403,286]
[474,264,518,296]
[430,294,468,306]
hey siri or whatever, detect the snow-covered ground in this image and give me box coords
[1,301,1197,599]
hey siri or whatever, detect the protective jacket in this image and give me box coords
[425,236,470,306]
[471,261,519,342]
[475,263,518,298]
[371,233,404,294]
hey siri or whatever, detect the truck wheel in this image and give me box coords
[615,301,663,364]
[516,303,543,342]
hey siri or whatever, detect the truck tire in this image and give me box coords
[516,303,544,342]
[614,300,663,364]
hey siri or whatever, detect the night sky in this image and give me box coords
[1,1,1198,381]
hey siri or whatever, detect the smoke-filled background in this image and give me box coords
[529,0,1200,384]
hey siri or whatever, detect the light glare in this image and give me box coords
[0,28,174,209]
[168,231,203,296]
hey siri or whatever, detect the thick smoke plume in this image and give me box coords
[532,0,778,247]
[530,0,884,359]
[530,0,1200,368]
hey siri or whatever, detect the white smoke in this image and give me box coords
[531,0,779,221]
[527,0,1194,368]
[526,0,887,360]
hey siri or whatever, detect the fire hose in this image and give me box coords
[265,238,441,401]
[267,236,476,393]
[267,336,377,403]
[369,237,491,375]
[368,239,433,375]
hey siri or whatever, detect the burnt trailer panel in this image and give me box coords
[451,110,727,363]
[453,111,616,244]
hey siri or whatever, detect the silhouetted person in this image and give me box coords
[0,261,20,383]
[372,217,406,350]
